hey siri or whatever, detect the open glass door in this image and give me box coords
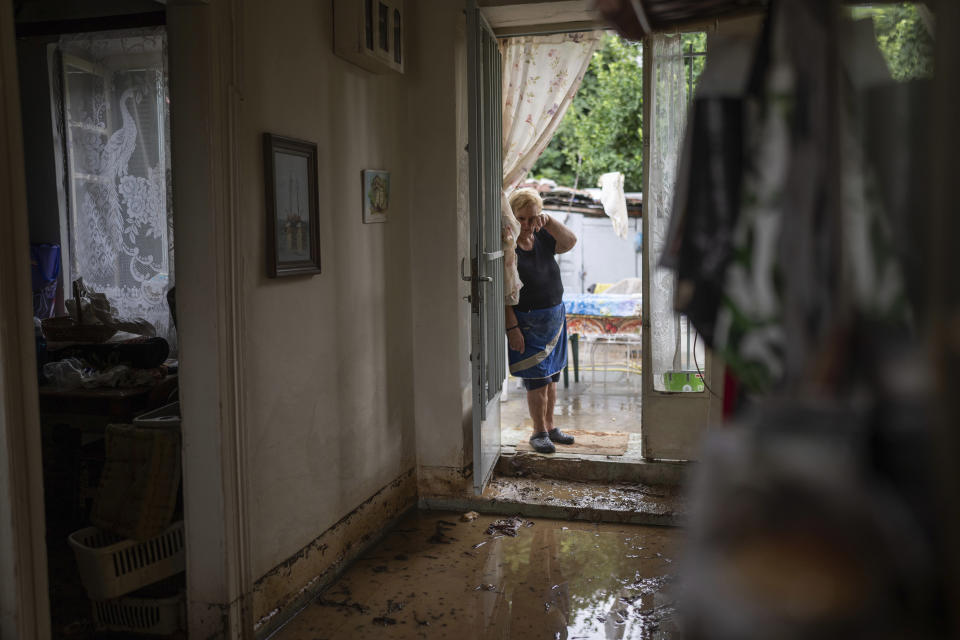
[467,3,505,493]
[641,34,722,460]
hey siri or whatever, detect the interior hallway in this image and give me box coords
[272,510,680,639]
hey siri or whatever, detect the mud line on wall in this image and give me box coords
[252,467,418,637]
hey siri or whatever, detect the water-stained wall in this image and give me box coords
[236,0,474,622]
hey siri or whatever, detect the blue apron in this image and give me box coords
[509,303,567,380]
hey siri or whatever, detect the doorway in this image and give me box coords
[15,9,185,638]
[5,1,250,637]
[495,30,714,468]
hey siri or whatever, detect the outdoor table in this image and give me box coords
[563,293,643,388]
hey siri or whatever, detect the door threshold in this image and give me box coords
[497,448,689,486]
[419,475,685,527]
[501,425,646,461]
[499,428,689,486]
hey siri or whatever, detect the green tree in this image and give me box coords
[681,31,707,99]
[531,34,644,191]
[852,3,934,81]
[531,32,706,193]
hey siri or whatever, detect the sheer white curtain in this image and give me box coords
[57,29,175,344]
[500,32,601,304]
[647,34,688,390]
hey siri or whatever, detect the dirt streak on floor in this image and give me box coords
[272,510,681,639]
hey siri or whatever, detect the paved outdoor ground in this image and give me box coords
[500,359,643,439]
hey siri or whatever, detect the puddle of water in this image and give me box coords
[273,511,681,639]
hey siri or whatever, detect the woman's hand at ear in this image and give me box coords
[534,213,550,233]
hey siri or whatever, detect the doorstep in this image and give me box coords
[419,475,686,527]
[499,425,690,486]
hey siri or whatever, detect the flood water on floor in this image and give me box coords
[272,510,681,639]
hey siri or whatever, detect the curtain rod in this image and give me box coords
[494,22,609,38]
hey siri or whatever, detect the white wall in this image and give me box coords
[238,0,421,579]
[237,0,473,580]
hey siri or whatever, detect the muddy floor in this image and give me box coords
[272,510,681,639]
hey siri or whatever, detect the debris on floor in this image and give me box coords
[460,510,479,522]
[485,516,534,537]
[273,510,681,639]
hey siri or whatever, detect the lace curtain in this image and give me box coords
[500,32,601,304]
[57,29,175,345]
[647,34,688,390]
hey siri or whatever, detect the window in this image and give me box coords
[378,2,389,51]
[393,9,402,64]
[55,29,175,345]
[365,0,373,50]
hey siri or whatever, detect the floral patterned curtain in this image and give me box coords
[647,34,688,390]
[57,29,175,345]
[500,32,601,305]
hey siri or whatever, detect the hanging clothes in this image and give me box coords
[665,1,909,393]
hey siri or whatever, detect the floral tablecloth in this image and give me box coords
[563,293,642,336]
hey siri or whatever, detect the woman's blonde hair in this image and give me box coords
[509,187,543,215]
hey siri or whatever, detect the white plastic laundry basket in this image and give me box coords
[68,520,185,600]
[91,591,185,635]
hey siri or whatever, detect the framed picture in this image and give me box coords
[263,134,321,277]
[362,169,390,224]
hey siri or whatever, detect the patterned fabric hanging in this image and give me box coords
[500,32,601,305]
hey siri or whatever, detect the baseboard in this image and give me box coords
[417,463,474,499]
[252,467,417,638]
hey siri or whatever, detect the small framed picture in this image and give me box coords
[263,134,321,277]
[362,169,390,224]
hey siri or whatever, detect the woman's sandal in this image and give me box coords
[548,428,575,445]
[529,432,556,454]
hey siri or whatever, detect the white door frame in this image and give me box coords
[166,0,252,636]
[0,0,52,636]
[0,1,254,637]
[639,35,722,461]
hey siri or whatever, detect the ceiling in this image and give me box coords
[479,0,605,36]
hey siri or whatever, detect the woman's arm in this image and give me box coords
[505,305,524,352]
[539,214,578,254]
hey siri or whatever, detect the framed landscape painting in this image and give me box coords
[362,169,390,223]
[264,134,321,277]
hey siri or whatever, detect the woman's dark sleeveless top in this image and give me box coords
[515,229,563,312]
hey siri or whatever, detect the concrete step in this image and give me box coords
[419,475,686,527]
[496,446,690,486]
[498,426,693,487]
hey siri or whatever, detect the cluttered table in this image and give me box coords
[38,374,178,432]
[563,292,643,337]
[563,292,643,386]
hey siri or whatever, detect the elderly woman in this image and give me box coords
[506,188,578,453]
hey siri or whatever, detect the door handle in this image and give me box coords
[461,257,493,283]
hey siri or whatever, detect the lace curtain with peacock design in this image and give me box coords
[57,29,175,345]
